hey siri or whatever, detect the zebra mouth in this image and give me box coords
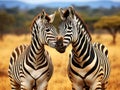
[55,46,66,53]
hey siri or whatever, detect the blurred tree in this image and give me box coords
[85,17,99,33]
[0,11,15,40]
[6,7,19,14]
[13,12,32,34]
[94,16,120,44]
[53,11,61,33]
[0,4,120,35]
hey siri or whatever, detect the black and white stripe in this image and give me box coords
[8,10,57,90]
[56,7,110,90]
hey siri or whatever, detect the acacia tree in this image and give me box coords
[0,11,15,40]
[94,16,120,44]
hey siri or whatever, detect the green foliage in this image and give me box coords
[0,5,120,36]
[5,7,19,14]
[0,11,14,25]
[94,15,120,44]
[0,11,15,39]
[53,11,61,33]
[94,16,120,31]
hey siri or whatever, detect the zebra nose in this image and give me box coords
[55,36,66,53]
[56,36,64,47]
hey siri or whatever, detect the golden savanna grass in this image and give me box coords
[0,33,120,90]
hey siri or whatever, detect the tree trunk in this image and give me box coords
[107,28,117,44]
[0,30,3,40]
[112,33,116,44]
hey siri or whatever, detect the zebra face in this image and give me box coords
[41,23,58,48]
[31,10,58,48]
[55,20,76,53]
[55,7,78,53]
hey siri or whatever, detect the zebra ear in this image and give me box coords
[49,11,56,23]
[59,7,75,20]
[58,8,66,20]
[40,9,46,19]
[68,6,75,18]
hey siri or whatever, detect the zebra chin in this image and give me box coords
[55,46,66,53]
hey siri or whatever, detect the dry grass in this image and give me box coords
[0,33,120,90]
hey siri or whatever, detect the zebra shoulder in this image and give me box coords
[93,42,108,58]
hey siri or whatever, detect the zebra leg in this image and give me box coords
[91,81,102,90]
[20,82,32,90]
[37,80,48,90]
[71,79,84,90]
[20,78,33,90]
[68,70,84,90]
[72,83,83,90]
[37,82,48,90]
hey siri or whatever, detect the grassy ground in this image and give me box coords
[0,33,120,90]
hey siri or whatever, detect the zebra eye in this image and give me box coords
[68,26,72,29]
[64,24,67,29]
[46,29,50,32]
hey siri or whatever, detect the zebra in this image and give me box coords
[55,7,110,90]
[8,10,58,90]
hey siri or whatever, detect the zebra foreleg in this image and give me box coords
[72,86,83,90]
[36,79,48,90]
[20,80,33,90]
[91,81,102,90]
[71,82,84,90]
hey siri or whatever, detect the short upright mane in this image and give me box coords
[74,11,92,41]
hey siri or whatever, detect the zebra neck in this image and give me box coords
[72,32,92,66]
[74,14,91,42]
[27,36,45,68]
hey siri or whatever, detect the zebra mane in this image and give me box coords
[74,12,92,41]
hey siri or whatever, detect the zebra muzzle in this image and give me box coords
[55,36,66,53]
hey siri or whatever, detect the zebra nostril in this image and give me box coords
[55,41,66,53]
[56,36,64,47]
[56,40,63,47]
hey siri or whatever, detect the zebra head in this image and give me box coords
[55,7,78,53]
[31,10,58,48]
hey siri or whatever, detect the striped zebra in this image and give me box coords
[55,7,110,90]
[8,10,58,90]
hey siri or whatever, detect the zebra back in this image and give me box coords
[9,44,28,68]
[93,42,108,58]
[74,11,92,42]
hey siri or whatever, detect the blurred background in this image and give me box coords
[0,0,120,90]
[0,0,120,43]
